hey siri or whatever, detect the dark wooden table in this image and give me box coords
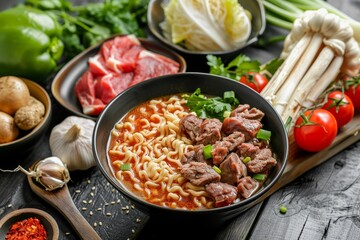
[1,0,360,239]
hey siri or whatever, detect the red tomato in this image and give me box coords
[239,72,268,93]
[294,109,338,152]
[322,91,354,128]
[345,86,360,110]
[343,76,360,110]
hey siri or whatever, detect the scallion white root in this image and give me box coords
[303,56,344,108]
[261,32,313,104]
[272,33,323,115]
[281,46,335,121]
[260,8,360,129]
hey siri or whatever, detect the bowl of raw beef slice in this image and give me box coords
[51,34,186,120]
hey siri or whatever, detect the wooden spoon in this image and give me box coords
[27,175,101,240]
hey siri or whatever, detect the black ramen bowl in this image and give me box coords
[93,72,288,228]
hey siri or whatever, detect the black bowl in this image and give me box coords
[93,72,288,227]
[147,0,266,72]
[147,0,266,55]
[51,34,187,121]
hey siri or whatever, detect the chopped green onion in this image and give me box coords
[223,91,239,105]
[242,156,251,164]
[120,163,131,171]
[253,173,266,181]
[203,144,213,159]
[223,110,231,118]
[213,165,221,174]
[279,205,287,214]
[223,91,235,99]
[256,129,271,141]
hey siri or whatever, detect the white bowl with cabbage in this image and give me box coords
[147,0,266,54]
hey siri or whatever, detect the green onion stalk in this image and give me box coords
[203,144,213,159]
[256,129,272,141]
[262,0,360,44]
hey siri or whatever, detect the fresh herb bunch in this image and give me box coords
[207,54,283,81]
[185,88,239,121]
[25,0,149,59]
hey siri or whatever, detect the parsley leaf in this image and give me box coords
[185,88,239,121]
[207,54,261,81]
[206,54,283,82]
[25,0,149,59]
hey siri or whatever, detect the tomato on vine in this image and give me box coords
[207,54,283,94]
[239,72,269,93]
[322,90,354,128]
[343,75,360,111]
[294,109,338,152]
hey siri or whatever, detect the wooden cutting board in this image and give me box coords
[236,114,360,212]
[267,113,360,198]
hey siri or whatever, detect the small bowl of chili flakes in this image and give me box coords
[0,208,59,240]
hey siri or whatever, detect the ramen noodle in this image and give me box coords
[108,94,215,209]
[108,93,277,210]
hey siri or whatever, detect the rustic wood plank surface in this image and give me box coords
[0,103,149,240]
[250,140,360,240]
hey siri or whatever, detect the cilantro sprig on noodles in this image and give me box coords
[185,88,239,121]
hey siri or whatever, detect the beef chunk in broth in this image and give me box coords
[181,144,207,164]
[205,182,238,207]
[222,117,262,140]
[211,141,230,165]
[246,148,277,173]
[251,137,268,149]
[219,153,247,185]
[231,104,265,121]
[237,142,260,159]
[247,160,277,174]
[230,104,250,117]
[254,148,274,161]
[237,176,259,199]
[181,162,221,186]
[212,131,246,165]
[180,114,202,142]
[195,118,222,145]
[222,131,246,152]
[181,150,196,164]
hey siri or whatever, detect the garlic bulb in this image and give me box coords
[49,116,96,171]
[19,156,70,191]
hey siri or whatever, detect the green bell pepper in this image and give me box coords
[0,5,64,83]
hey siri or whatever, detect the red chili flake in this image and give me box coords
[5,217,47,240]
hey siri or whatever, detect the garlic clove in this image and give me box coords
[37,176,68,191]
[32,156,70,191]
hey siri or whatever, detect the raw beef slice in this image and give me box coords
[130,50,179,86]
